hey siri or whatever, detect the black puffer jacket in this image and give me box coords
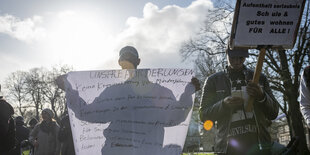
[199,67,279,153]
[8,117,30,155]
[0,98,15,154]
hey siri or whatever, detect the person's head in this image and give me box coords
[118,46,140,69]
[41,108,54,122]
[15,116,24,126]
[28,117,38,128]
[226,48,249,70]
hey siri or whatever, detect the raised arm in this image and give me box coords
[154,78,198,127]
[59,75,114,123]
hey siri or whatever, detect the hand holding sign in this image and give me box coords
[246,81,264,101]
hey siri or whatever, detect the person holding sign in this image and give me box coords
[199,48,279,154]
[57,46,200,155]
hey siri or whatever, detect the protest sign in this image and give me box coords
[64,68,195,155]
[230,0,305,49]
[228,0,306,112]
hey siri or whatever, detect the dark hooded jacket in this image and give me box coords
[0,98,15,154]
[8,117,30,155]
[199,67,279,153]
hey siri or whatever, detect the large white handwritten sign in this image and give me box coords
[230,0,305,49]
[65,69,195,155]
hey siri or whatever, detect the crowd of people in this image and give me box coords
[0,96,74,155]
[0,46,308,155]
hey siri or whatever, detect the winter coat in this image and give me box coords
[8,119,30,155]
[0,99,15,154]
[199,67,279,153]
[29,120,60,155]
[58,114,75,155]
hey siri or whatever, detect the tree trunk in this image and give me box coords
[35,102,39,121]
[288,91,309,154]
[286,114,293,139]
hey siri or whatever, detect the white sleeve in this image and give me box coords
[299,72,310,128]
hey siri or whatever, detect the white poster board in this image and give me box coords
[230,0,305,49]
[64,68,195,155]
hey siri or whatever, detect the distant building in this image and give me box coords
[271,113,310,149]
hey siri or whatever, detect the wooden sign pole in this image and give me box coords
[246,48,266,112]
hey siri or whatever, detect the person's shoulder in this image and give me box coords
[147,83,175,96]
[32,123,41,130]
[245,67,255,74]
[106,82,128,90]
[21,125,30,133]
[52,121,60,128]
[207,71,226,80]
[245,67,267,79]
[0,99,14,116]
[154,83,172,90]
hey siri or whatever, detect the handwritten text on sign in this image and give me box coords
[232,0,305,48]
[65,69,195,155]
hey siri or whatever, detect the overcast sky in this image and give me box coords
[0,0,216,84]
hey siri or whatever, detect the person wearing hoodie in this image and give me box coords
[29,108,60,155]
[8,116,30,155]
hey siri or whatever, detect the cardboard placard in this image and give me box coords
[230,0,305,49]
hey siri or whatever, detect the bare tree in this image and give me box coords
[4,65,73,122]
[24,68,47,120]
[4,71,28,116]
[181,1,310,153]
[41,65,72,122]
[180,4,234,78]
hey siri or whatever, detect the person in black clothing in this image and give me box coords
[8,116,30,155]
[199,48,279,154]
[0,96,16,154]
[58,113,75,155]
